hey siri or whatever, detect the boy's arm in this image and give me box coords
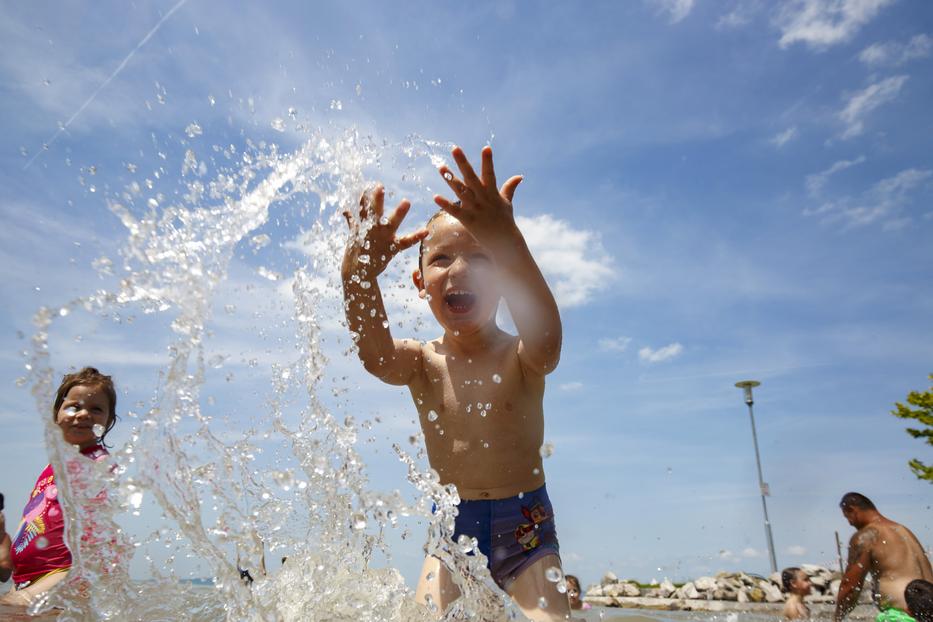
[342,185,428,386]
[436,147,561,375]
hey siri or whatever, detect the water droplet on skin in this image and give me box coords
[545,566,562,582]
[426,571,435,581]
[537,596,548,609]
[92,423,106,437]
[492,374,502,384]
[63,406,77,417]
[443,171,454,181]
[532,467,540,475]
[427,410,438,422]
[539,442,554,459]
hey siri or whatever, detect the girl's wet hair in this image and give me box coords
[53,366,118,447]
[781,567,802,592]
[564,574,581,591]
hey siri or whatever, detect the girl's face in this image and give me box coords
[791,571,812,596]
[56,384,112,449]
[566,579,582,608]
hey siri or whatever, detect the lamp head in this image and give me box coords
[735,380,761,405]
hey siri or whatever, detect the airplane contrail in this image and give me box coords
[24,0,190,170]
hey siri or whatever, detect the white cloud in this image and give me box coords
[716,0,763,30]
[859,34,933,67]
[647,0,695,23]
[776,0,896,50]
[741,547,762,558]
[805,167,933,227]
[805,155,867,196]
[770,126,798,148]
[598,336,632,353]
[787,544,808,556]
[559,381,584,392]
[516,214,615,309]
[838,75,908,139]
[638,342,684,364]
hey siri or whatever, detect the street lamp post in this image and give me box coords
[735,380,778,574]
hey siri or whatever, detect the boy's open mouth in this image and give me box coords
[444,289,477,314]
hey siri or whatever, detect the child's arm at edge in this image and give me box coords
[0,512,13,583]
[436,147,562,376]
[342,185,428,386]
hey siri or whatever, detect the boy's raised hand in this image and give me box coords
[434,146,523,252]
[343,184,427,276]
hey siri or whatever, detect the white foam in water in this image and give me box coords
[20,121,528,620]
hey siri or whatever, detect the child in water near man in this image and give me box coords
[342,146,568,620]
[782,567,812,620]
[0,367,118,607]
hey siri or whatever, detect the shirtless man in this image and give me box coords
[834,492,933,622]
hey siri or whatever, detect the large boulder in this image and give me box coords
[601,571,618,586]
[603,581,641,598]
[694,576,717,591]
[678,581,701,599]
[760,581,785,603]
[748,587,766,603]
[659,579,676,598]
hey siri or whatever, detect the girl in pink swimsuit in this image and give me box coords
[0,367,118,606]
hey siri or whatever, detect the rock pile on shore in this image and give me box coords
[586,564,843,607]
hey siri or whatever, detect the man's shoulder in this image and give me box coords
[851,525,881,549]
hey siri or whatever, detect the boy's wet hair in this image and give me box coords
[839,492,876,511]
[53,366,118,447]
[417,209,449,274]
[781,567,802,592]
[906,579,933,621]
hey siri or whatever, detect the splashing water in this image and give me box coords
[19,119,528,620]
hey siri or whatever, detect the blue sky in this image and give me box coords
[1,0,931,590]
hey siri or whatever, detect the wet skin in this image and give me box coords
[835,509,933,620]
[342,146,567,621]
[55,384,112,449]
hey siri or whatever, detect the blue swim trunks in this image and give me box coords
[453,484,560,588]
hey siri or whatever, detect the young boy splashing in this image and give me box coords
[341,146,569,620]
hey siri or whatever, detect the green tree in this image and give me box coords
[891,374,933,483]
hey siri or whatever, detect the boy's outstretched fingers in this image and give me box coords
[481,145,497,190]
[396,227,430,251]
[451,146,482,190]
[433,194,464,219]
[500,175,523,202]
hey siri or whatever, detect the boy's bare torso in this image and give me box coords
[857,519,933,611]
[408,331,545,500]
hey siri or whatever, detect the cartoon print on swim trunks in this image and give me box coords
[514,501,550,551]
